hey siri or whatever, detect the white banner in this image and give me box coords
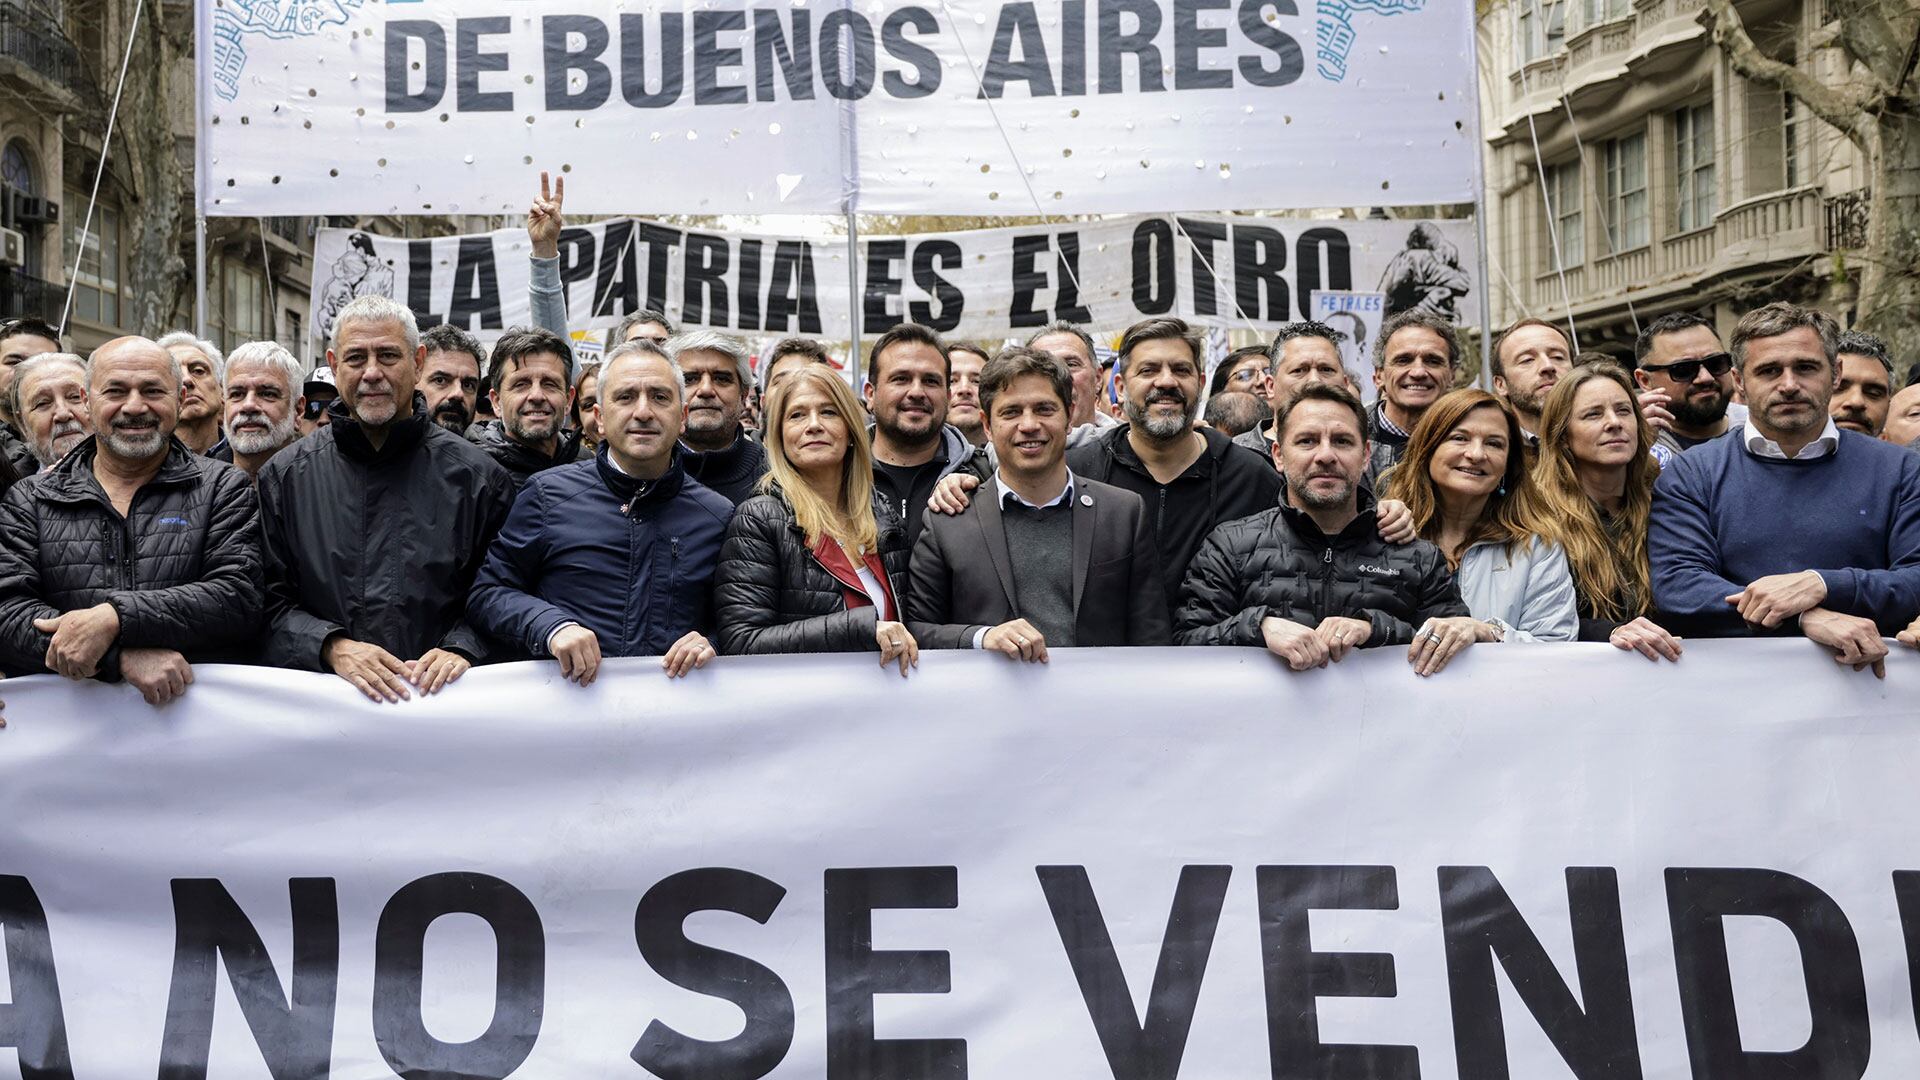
[197,0,1477,217]
[309,214,1476,347]
[3,643,1920,1076]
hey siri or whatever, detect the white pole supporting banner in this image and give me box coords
[194,0,1478,217]
[1,643,1919,1076]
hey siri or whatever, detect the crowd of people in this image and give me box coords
[0,190,1915,712]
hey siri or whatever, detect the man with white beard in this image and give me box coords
[9,353,92,467]
[0,337,263,703]
[217,342,307,479]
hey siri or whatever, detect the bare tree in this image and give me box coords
[1703,0,1920,366]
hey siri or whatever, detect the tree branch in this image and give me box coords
[1699,0,1876,147]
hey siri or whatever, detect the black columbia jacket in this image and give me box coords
[1174,491,1467,648]
[257,398,516,669]
[0,437,262,678]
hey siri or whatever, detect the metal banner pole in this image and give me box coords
[192,0,209,336]
[845,211,862,382]
[1467,16,1497,389]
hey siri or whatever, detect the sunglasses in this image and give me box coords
[1642,352,1733,383]
[302,399,332,420]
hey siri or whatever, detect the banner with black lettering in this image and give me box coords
[196,0,1477,217]
[309,214,1475,347]
[2,643,1918,1075]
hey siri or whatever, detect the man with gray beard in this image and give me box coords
[1065,317,1280,613]
[0,337,262,703]
[218,342,306,478]
[10,353,92,467]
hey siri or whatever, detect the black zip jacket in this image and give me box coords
[1175,491,1468,648]
[0,436,262,678]
[258,397,516,669]
[681,427,770,506]
[467,420,588,492]
[1067,423,1280,612]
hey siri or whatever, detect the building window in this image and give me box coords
[1518,0,1566,62]
[225,265,267,349]
[1544,160,1584,266]
[1673,103,1717,232]
[1782,91,1805,188]
[63,191,121,327]
[1583,0,1629,26]
[1602,131,1649,252]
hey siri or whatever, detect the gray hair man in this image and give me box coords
[0,336,262,704]
[155,332,227,456]
[10,353,91,467]
[220,341,307,478]
[256,295,517,702]
[669,329,767,506]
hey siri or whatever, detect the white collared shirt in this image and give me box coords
[1742,418,1840,461]
[993,468,1076,510]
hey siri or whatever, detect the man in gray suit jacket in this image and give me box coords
[906,347,1170,659]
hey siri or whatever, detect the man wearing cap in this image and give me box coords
[298,365,338,435]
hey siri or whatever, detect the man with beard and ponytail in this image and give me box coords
[671,330,768,506]
[218,342,306,479]
[1650,302,1920,676]
[258,296,515,702]
[467,326,585,492]
[154,333,226,456]
[469,339,734,683]
[419,324,486,436]
[1175,382,1474,676]
[1634,312,1748,465]
[10,354,92,468]
[0,337,262,704]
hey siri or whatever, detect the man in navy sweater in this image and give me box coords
[468,339,735,685]
[1650,302,1920,677]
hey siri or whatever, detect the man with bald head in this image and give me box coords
[257,295,515,702]
[10,353,92,468]
[469,339,735,685]
[0,337,262,704]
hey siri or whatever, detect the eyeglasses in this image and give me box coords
[302,399,332,420]
[1642,352,1733,382]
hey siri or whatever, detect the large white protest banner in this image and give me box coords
[2,643,1919,1076]
[197,0,1477,217]
[309,213,1474,346]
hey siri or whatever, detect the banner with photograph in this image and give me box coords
[197,0,1478,216]
[309,214,1475,347]
[2,643,1919,1075]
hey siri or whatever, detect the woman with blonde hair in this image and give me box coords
[1384,388,1579,642]
[1532,362,1684,661]
[713,364,918,673]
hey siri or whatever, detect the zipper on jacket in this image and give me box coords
[1320,546,1333,617]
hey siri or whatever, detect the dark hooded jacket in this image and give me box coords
[466,419,588,492]
[1174,488,1468,648]
[467,446,735,659]
[1066,423,1281,612]
[681,427,769,506]
[713,489,911,655]
[0,436,262,678]
[257,397,516,669]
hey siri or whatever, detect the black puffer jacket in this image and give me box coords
[257,398,516,669]
[0,437,262,678]
[0,421,36,481]
[467,420,588,492]
[1175,490,1467,648]
[713,490,911,654]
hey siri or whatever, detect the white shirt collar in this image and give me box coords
[1742,418,1841,461]
[995,468,1076,509]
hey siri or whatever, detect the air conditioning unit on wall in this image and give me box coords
[0,227,24,268]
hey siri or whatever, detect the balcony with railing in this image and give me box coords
[1531,186,1828,313]
[0,2,84,109]
[0,266,63,323]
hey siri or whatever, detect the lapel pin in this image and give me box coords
[1080,494,1093,507]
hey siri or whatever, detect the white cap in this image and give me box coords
[303,365,336,394]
